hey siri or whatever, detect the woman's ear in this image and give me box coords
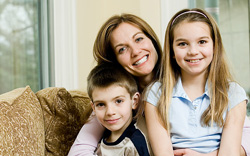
[132,92,140,109]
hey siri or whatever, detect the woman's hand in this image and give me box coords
[174,149,218,156]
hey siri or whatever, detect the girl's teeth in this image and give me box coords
[188,59,200,63]
[135,56,148,65]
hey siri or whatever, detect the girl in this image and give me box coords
[144,8,248,156]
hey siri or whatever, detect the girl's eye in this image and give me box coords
[199,40,207,44]
[135,37,143,42]
[115,99,123,104]
[178,42,187,47]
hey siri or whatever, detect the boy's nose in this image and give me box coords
[106,106,116,115]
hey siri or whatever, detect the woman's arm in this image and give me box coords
[218,101,247,156]
[145,102,174,156]
[174,149,218,156]
[241,116,250,156]
[68,113,105,156]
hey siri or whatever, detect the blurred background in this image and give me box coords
[0,0,249,116]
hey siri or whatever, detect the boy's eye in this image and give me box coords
[115,99,123,104]
[96,103,105,107]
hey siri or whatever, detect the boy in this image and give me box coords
[87,63,150,156]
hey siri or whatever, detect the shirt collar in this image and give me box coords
[173,77,210,98]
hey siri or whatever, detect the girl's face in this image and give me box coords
[172,21,213,78]
[110,23,158,78]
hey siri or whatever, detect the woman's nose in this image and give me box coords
[131,44,141,57]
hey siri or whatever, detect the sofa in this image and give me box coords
[0,86,92,156]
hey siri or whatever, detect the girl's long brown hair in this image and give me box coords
[158,8,234,132]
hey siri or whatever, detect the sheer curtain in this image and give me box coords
[218,0,250,116]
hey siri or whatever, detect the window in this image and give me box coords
[0,0,53,94]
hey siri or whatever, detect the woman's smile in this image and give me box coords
[133,55,148,66]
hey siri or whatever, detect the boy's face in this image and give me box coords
[91,84,139,136]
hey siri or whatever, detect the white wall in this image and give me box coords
[160,0,188,42]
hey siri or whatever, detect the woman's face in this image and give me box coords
[110,22,158,78]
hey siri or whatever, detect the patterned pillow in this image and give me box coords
[0,86,45,156]
[68,90,92,125]
[36,87,92,156]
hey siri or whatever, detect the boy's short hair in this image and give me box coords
[87,63,138,101]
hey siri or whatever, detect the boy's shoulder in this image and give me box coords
[96,120,150,156]
[125,120,150,156]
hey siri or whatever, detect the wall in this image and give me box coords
[76,0,161,91]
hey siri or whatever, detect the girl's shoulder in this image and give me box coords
[144,81,162,99]
[146,81,161,92]
[228,81,246,95]
[227,81,248,110]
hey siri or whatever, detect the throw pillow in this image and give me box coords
[0,86,45,156]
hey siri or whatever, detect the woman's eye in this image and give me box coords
[118,47,126,54]
[135,37,143,42]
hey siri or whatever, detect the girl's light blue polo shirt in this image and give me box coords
[146,78,248,153]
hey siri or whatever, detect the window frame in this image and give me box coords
[52,0,78,90]
[40,0,54,89]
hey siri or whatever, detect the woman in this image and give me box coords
[68,13,250,156]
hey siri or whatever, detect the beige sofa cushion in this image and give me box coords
[36,87,92,156]
[0,86,45,156]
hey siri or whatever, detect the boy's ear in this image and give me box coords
[132,92,140,109]
[91,102,96,112]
